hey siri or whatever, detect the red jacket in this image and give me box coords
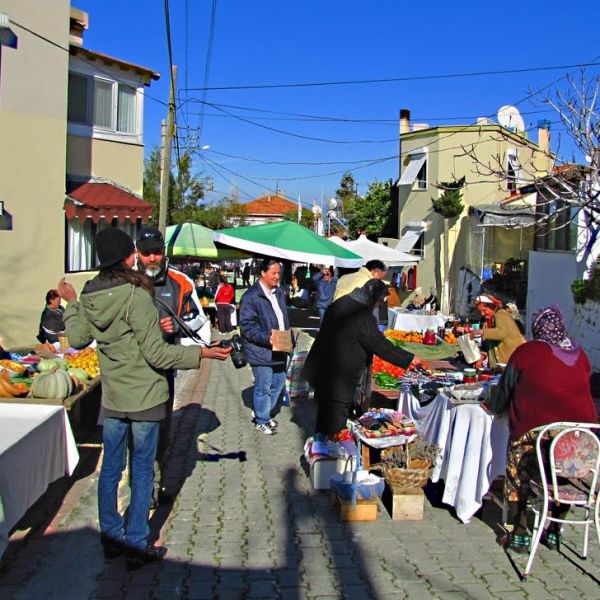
[503,341,597,439]
[215,283,235,304]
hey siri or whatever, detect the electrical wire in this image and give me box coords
[196,0,218,140]
[182,61,600,92]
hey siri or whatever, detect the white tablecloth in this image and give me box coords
[388,308,447,333]
[398,389,509,523]
[0,404,79,557]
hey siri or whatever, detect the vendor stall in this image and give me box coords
[388,308,448,333]
[398,385,509,523]
[0,404,79,557]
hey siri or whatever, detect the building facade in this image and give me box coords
[0,3,157,347]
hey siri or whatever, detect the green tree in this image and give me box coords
[347,179,392,238]
[431,176,465,313]
[336,171,358,217]
[142,148,208,225]
[283,208,315,228]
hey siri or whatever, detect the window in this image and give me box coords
[67,73,89,124]
[506,149,520,192]
[67,72,138,135]
[415,161,427,190]
[398,151,428,190]
[66,218,142,272]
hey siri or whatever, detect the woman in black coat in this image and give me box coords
[302,279,420,437]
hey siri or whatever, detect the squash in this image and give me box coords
[37,358,68,372]
[30,368,74,399]
[67,367,90,382]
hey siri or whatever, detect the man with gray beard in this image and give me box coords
[135,227,209,505]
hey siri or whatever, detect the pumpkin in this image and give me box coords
[38,358,68,372]
[67,367,90,382]
[30,368,74,399]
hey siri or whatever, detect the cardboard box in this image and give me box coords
[389,486,424,521]
[337,497,378,522]
[271,329,293,353]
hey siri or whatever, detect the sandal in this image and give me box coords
[498,532,531,554]
[542,530,562,550]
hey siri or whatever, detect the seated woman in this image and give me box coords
[472,294,526,368]
[37,289,65,344]
[406,287,426,311]
[489,305,598,552]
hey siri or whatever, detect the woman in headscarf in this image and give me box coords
[489,305,597,553]
[302,279,421,437]
[472,294,526,367]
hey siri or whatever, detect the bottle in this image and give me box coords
[464,318,471,333]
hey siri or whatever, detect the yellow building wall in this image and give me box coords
[67,135,144,194]
[0,0,71,348]
[397,126,546,306]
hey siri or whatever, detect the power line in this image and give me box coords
[201,101,398,144]
[182,61,600,92]
[183,99,558,124]
[196,0,219,140]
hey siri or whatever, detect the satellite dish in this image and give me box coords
[328,198,338,210]
[497,105,525,132]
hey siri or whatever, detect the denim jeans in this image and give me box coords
[251,365,286,425]
[98,417,160,550]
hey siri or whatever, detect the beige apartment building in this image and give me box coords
[0,2,158,347]
[389,109,553,310]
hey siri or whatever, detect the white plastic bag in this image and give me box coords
[458,333,481,364]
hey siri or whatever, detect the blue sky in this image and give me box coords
[75,0,600,209]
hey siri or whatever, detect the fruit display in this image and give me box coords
[64,348,100,378]
[0,359,27,375]
[383,328,458,345]
[0,369,29,398]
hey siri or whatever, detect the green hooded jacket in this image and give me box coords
[64,276,201,413]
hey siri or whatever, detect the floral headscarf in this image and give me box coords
[531,305,580,365]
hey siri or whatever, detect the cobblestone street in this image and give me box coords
[0,357,599,599]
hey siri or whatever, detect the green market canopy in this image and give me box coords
[213,221,363,268]
[165,222,219,259]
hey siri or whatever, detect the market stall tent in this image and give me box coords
[328,234,420,266]
[213,221,363,268]
[165,222,250,260]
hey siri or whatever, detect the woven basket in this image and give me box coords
[379,463,432,489]
[379,447,433,489]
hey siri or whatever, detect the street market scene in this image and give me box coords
[1,1,600,599]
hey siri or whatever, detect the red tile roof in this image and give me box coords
[65,182,153,224]
[244,195,298,216]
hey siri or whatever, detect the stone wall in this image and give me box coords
[571,300,600,372]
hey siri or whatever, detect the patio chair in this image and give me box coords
[523,421,600,580]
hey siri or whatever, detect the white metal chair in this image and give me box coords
[523,421,600,579]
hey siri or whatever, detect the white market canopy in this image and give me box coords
[328,234,420,266]
[213,221,363,268]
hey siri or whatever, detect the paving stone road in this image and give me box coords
[0,354,599,599]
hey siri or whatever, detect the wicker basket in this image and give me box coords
[378,447,433,489]
[379,463,432,489]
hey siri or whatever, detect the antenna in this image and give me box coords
[497,105,525,132]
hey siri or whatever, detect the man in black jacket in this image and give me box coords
[303,279,421,437]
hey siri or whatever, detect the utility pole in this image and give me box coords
[158,65,177,234]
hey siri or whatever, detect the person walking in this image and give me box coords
[242,263,251,287]
[311,265,337,322]
[135,227,210,506]
[214,273,235,333]
[239,258,291,435]
[58,228,231,568]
